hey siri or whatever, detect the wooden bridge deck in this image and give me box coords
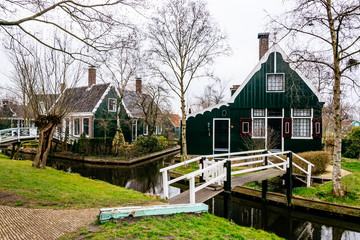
[168,169,285,204]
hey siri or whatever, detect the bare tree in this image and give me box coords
[126,81,171,136]
[193,81,227,112]
[270,0,360,196]
[99,32,142,155]
[10,43,83,168]
[147,0,230,159]
[0,0,139,61]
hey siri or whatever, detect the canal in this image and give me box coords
[48,154,360,240]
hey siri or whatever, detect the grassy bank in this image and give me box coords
[62,213,282,240]
[0,154,160,209]
[0,154,282,239]
[294,157,360,207]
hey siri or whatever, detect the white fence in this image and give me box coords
[0,127,38,143]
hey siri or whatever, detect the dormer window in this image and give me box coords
[108,98,117,112]
[267,73,285,92]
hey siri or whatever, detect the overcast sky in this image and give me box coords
[0,0,287,114]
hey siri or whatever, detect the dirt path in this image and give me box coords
[0,206,98,240]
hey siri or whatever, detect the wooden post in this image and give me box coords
[10,142,16,159]
[286,152,293,206]
[200,157,205,183]
[223,160,232,220]
[162,171,169,199]
[262,156,268,202]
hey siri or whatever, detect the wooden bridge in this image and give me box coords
[160,149,314,209]
[0,127,39,145]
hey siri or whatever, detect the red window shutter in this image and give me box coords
[283,118,292,138]
[313,118,322,138]
[240,118,252,137]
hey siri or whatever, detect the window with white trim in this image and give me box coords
[108,98,117,112]
[132,120,137,142]
[292,109,311,137]
[74,118,80,136]
[267,73,284,92]
[253,109,265,117]
[156,124,162,135]
[253,119,265,137]
[83,118,89,136]
[143,122,148,135]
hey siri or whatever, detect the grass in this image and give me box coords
[61,213,283,240]
[293,157,360,207]
[0,154,161,209]
[173,162,199,174]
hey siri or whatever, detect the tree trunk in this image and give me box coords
[332,71,343,196]
[180,92,187,161]
[32,123,57,169]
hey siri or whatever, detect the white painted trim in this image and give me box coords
[212,118,231,153]
[82,117,90,137]
[67,112,93,117]
[121,99,133,118]
[73,117,80,136]
[228,44,323,103]
[131,119,138,142]
[91,84,112,114]
[291,108,313,139]
[187,102,229,119]
[265,73,285,93]
[108,98,117,112]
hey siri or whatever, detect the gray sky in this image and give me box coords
[0,0,287,114]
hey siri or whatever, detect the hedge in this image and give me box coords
[293,151,331,175]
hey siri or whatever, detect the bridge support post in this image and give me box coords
[223,160,232,220]
[286,152,293,206]
[262,156,268,202]
[200,157,205,183]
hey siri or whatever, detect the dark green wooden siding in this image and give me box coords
[187,51,324,155]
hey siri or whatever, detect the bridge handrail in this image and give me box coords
[292,152,315,167]
[231,161,287,176]
[228,151,290,162]
[186,160,226,179]
[159,149,266,173]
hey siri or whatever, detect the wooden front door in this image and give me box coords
[213,119,230,153]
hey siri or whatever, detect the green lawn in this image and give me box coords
[293,158,360,207]
[0,154,161,209]
[62,213,282,240]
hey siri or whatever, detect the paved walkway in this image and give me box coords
[0,206,98,240]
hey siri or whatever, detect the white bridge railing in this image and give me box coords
[0,127,38,143]
[160,149,314,204]
[0,127,77,144]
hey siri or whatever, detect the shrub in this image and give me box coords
[75,137,113,156]
[293,151,331,175]
[134,135,168,155]
[342,127,360,159]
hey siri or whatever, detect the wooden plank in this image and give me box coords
[168,188,224,204]
[99,203,208,223]
[231,169,285,187]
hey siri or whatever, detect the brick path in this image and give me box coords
[0,206,98,240]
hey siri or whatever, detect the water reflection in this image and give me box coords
[206,196,360,240]
[47,153,180,198]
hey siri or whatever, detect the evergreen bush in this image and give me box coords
[342,127,360,159]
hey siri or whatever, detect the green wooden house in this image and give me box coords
[186,33,324,155]
[60,68,172,142]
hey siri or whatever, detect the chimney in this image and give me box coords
[88,65,96,87]
[136,77,142,93]
[258,32,270,60]
[230,85,240,96]
[60,82,66,93]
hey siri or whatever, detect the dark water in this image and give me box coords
[48,155,360,240]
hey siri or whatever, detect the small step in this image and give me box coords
[99,203,208,223]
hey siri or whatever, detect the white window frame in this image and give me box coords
[108,98,117,112]
[132,119,137,142]
[156,124,162,135]
[143,122,148,136]
[73,118,80,136]
[82,117,90,137]
[266,73,285,92]
[291,108,313,139]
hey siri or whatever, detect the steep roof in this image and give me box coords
[188,43,323,119]
[62,83,110,113]
[169,114,181,127]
